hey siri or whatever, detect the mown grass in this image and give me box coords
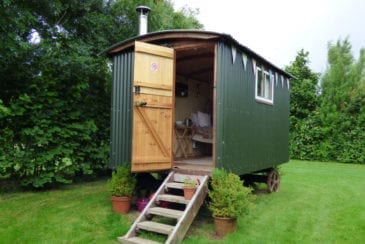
[0,179,127,243]
[1,160,364,243]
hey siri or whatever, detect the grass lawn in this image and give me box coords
[1,160,364,243]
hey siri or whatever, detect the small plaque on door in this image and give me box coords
[150,62,158,72]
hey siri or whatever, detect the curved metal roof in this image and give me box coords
[103,29,293,78]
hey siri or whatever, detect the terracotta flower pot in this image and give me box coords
[183,186,196,200]
[111,196,132,214]
[213,216,237,237]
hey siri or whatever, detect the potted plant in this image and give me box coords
[183,177,199,200]
[108,165,137,214]
[208,168,254,237]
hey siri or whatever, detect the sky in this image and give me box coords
[173,0,365,74]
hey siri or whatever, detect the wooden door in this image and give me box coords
[131,41,175,172]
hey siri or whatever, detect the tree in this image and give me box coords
[285,49,319,129]
[0,0,202,188]
[318,38,365,163]
[288,39,365,164]
[285,50,319,160]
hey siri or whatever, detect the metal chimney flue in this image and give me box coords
[136,5,150,35]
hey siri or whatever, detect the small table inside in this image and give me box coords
[174,126,195,158]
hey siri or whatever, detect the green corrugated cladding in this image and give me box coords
[215,41,290,175]
[109,51,134,169]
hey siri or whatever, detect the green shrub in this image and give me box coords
[107,165,136,197]
[208,168,254,219]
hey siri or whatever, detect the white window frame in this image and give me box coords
[255,65,274,105]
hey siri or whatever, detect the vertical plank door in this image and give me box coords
[131,41,175,172]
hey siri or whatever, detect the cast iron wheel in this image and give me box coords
[267,169,280,193]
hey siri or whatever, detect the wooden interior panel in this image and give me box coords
[175,41,215,83]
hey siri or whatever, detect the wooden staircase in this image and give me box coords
[119,171,209,244]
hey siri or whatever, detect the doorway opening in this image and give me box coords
[172,42,215,173]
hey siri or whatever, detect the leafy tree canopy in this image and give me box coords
[289,38,365,164]
[0,0,202,188]
[285,49,319,128]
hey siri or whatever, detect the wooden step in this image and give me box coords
[173,173,204,183]
[120,172,209,244]
[165,174,209,243]
[157,194,189,204]
[118,236,161,244]
[147,207,184,219]
[165,182,184,189]
[137,221,174,235]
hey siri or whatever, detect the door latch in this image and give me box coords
[135,101,147,107]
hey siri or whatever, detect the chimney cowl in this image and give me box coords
[136,6,150,36]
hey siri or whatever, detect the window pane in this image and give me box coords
[264,72,271,99]
[255,66,274,104]
[257,68,263,97]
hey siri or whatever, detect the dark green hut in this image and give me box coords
[105,30,292,179]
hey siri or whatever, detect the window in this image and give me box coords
[255,65,274,104]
